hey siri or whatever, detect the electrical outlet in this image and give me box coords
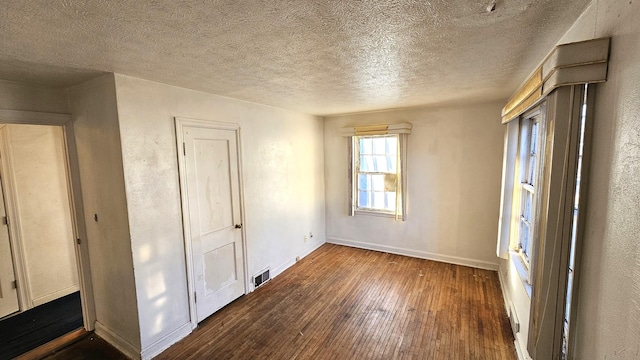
[303,235,307,242]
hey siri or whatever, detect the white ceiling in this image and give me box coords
[0,0,591,115]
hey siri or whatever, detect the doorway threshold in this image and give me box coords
[15,328,86,360]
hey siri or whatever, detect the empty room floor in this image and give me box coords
[158,243,515,359]
[40,244,515,359]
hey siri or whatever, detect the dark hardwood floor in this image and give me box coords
[158,244,515,360]
[43,244,515,359]
[0,292,83,359]
[40,334,128,360]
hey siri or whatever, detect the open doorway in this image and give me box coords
[0,124,84,358]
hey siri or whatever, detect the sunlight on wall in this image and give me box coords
[145,272,167,302]
[138,244,152,264]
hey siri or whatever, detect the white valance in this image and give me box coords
[340,122,412,137]
[502,37,610,123]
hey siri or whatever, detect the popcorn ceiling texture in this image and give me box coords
[0,0,590,115]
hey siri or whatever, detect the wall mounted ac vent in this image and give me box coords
[253,269,270,288]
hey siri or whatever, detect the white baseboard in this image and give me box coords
[497,265,511,313]
[271,238,326,279]
[326,237,499,271]
[248,239,325,292]
[140,322,192,360]
[300,238,326,260]
[95,321,141,360]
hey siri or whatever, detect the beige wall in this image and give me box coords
[68,74,141,352]
[0,79,69,113]
[324,101,505,269]
[113,74,326,355]
[1,124,78,306]
[556,0,640,358]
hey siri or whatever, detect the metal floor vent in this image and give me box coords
[253,269,270,288]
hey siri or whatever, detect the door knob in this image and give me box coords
[235,224,242,229]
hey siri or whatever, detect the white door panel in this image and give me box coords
[184,126,245,322]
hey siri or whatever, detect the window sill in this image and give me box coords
[510,250,532,298]
[354,210,398,218]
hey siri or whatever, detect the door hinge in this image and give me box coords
[183,142,186,156]
[194,292,197,303]
[11,280,17,289]
[77,238,81,245]
[2,216,8,226]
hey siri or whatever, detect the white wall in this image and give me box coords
[112,74,326,354]
[68,74,141,353]
[0,79,69,113]
[324,102,505,270]
[555,1,640,358]
[2,124,79,306]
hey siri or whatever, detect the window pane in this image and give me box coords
[372,138,386,154]
[371,174,385,191]
[358,191,369,208]
[358,173,370,191]
[353,134,402,214]
[360,138,372,154]
[522,191,533,222]
[374,155,388,172]
[360,155,373,172]
[384,173,397,192]
[528,154,536,185]
[386,137,397,154]
[530,123,538,154]
[524,227,533,257]
[387,155,397,173]
[520,222,530,255]
[385,192,396,211]
[372,191,385,209]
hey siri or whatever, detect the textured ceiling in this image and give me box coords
[0,0,591,115]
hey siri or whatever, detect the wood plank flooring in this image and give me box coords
[41,334,128,360]
[158,244,515,360]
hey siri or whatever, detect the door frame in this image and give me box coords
[0,108,95,330]
[174,117,249,329]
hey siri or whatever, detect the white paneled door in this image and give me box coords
[183,125,246,323]
[0,180,19,318]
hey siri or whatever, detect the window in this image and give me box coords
[354,135,398,213]
[494,42,603,357]
[517,115,541,268]
[341,123,411,219]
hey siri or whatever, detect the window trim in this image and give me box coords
[352,134,400,215]
[342,123,411,221]
[497,37,606,357]
[511,106,546,285]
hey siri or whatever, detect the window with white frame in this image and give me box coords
[342,123,411,219]
[354,135,399,213]
[517,115,541,268]
[494,40,605,357]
